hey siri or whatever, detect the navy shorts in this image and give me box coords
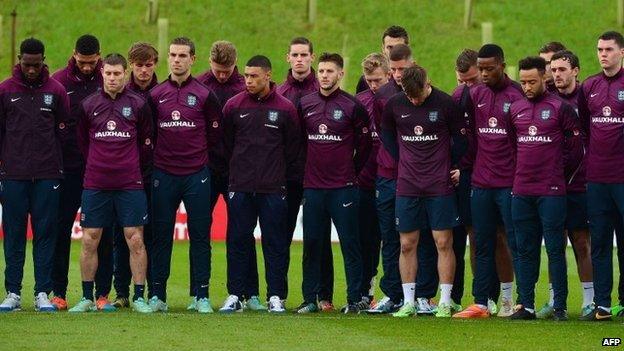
[566,192,588,230]
[395,194,459,232]
[81,189,148,228]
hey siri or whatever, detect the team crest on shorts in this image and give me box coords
[187,94,197,106]
[619,90,624,101]
[428,111,438,122]
[229,192,235,199]
[153,179,159,188]
[333,110,343,120]
[540,109,551,120]
[503,102,511,113]
[43,94,53,106]
[268,111,278,122]
[122,106,132,118]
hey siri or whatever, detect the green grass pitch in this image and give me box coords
[0,241,622,351]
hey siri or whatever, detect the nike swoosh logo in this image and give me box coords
[67,91,75,95]
[53,185,60,190]
[343,202,353,207]
[307,111,316,116]
[10,98,20,102]
[517,113,526,118]
[201,177,208,183]
[455,217,460,221]
[477,103,486,108]
[596,313,611,320]
[401,114,410,118]
[143,214,148,220]
[240,113,250,118]
[590,93,599,98]
[200,284,209,288]
[94,111,101,116]
[159,99,168,104]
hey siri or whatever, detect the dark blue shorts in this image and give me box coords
[395,194,459,232]
[566,192,588,230]
[81,189,148,228]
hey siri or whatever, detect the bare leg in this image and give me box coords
[399,230,420,284]
[433,229,455,284]
[80,228,104,281]
[124,226,147,285]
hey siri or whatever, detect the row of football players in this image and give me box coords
[1,26,623,321]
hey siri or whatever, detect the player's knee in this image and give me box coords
[400,238,417,254]
[434,236,453,251]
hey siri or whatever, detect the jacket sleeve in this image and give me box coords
[447,97,468,166]
[288,101,307,184]
[505,109,517,156]
[221,100,235,164]
[76,102,90,159]
[459,86,476,170]
[137,101,154,177]
[147,94,159,147]
[203,90,223,150]
[379,99,399,161]
[560,102,584,181]
[352,101,372,175]
[284,103,303,179]
[0,93,5,163]
[576,84,590,146]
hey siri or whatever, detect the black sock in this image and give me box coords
[82,281,94,301]
[133,284,145,302]
[196,284,208,299]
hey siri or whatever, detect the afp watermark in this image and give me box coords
[603,338,622,347]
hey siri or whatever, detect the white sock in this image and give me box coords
[368,276,376,297]
[402,283,416,305]
[548,283,554,306]
[581,282,594,307]
[501,282,513,301]
[439,284,453,305]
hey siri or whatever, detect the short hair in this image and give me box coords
[289,37,313,54]
[128,42,158,64]
[456,49,478,73]
[362,53,389,75]
[599,31,624,48]
[102,53,127,70]
[550,50,580,70]
[170,37,195,55]
[75,34,100,55]
[20,37,45,56]
[518,56,546,73]
[539,41,567,54]
[478,44,504,62]
[401,65,428,98]
[388,44,412,61]
[246,55,272,70]
[382,25,409,44]
[210,41,237,66]
[318,52,344,69]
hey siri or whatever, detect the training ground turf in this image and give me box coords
[0,242,622,350]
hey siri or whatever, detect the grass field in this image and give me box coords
[0,241,622,351]
[0,0,621,92]
[1,1,624,349]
